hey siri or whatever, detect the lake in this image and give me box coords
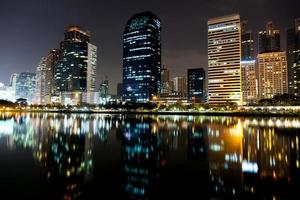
[0,112,299,199]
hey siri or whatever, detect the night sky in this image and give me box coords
[0,0,299,94]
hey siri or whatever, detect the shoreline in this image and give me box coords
[1,109,300,117]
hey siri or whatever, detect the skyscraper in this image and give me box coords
[45,49,60,103]
[160,66,171,95]
[207,14,242,105]
[117,83,123,99]
[35,57,47,104]
[54,26,97,105]
[9,73,19,100]
[241,21,257,104]
[122,11,161,102]
[172,76,187,97]
[99,79,109,104]
[257,52,288,99]
[187,68,205,103]
[15,72,36,103]
[287,18,300,95]
[258,21,280,53]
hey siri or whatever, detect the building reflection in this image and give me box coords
[120,117,164,200]
[0,113,300,199]
[207,117,243,199]
[33,114,94,200]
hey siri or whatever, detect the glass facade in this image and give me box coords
[241,22,257,104]
[15,72,36,103]
[258,21,280,54]
[187,68,205,102]
[54,26,97,94]
[287,18,300,96]
[122,11,161,102]
[207,14,242,105]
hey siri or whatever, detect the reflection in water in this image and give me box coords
[0,113,300,199]
[121,118,162,199]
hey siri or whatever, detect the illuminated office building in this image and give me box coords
[122,11,161,102]
[258,21,280,53]
[287,18,300,95]
[15,72,36,103]
[187,68,205,102]
[44,49,60,103]
[35,57,47,104]
[208,14,242,105]
[0,83,15,102]
[99,79,109,104]
[257,52,288,99]
[172,76,187,97]
[54,26,97,105]
[241,21,257,104]
[160,66,171,95]
[9,73,18,99]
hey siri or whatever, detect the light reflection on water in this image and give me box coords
[0,112,300,199]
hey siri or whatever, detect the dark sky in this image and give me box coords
[0,0,299,94]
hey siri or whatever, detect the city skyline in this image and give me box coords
[1,0,299,94]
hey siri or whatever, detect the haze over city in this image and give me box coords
[1,0,299,93]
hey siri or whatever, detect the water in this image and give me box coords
[0,112,300,199]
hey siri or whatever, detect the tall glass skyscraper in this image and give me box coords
[207,14,242,105]
[122,11,161,102]
[258,21,280,53]
[241,21,257,104]
[15,72,36,103]
[54,26,97,105]
[187,68,205,103]
[287,18,300,95]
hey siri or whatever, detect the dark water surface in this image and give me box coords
[0,112,300,199]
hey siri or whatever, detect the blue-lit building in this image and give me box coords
[122,11,161,102]
[187,68,205,103]
[54,26,97,105]
[15,72,36,103]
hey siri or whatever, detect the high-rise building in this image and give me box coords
[99,79,109,104]
[287,18,300,95]
[160,66,171,95]
[15,72,36,103]
[258,21,280,53]
[187,68,205,103]
[0,83,15,102]
[241,21,257,104]
[207,14,242,105]
[117,83,123,99]
[122,11,161,102]
[54,26,97,105]
[45,49,60,103]
[35,57,47,104]
[257,52,288,99]
[172,76,187,97]
[9,73,19,100]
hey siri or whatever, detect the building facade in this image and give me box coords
[257,52,288,99]
[9,73,19,100]
[187,68,205,103]
[258,21,280,53]
[122,11,161,102]
[241,21,257,104]
[15,72,36,103]
[208,14,242,105]
[287,18,300,95]
[172,76,187,98]
[54,26,97,105]
[35,57,47,104]
[0,83,15,102]
[160,66,171,95]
